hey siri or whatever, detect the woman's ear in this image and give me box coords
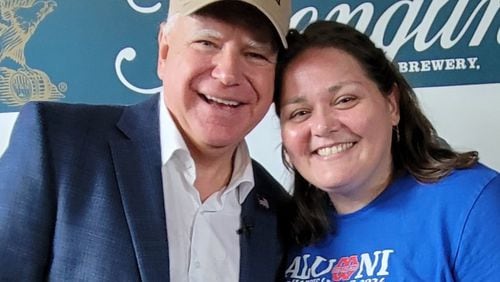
[387,84,401,126]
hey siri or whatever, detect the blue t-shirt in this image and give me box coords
[285,164,500,282]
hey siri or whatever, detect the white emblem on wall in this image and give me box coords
[115,0,163,95]
[127,0,162,14]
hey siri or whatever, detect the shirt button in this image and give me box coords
[194,261,201,268]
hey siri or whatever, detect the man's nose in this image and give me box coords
[211,48,243,86]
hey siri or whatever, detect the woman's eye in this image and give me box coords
[289,110,309,120]
[339,97,354,103]
[335,96,358,108]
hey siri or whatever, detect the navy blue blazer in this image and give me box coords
[0,95,291,281]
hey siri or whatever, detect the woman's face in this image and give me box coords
[279,47,400,203]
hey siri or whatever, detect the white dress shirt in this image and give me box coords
[158,93,254,282]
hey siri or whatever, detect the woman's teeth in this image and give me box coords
[317,142,354,157]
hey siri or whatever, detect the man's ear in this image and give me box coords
[157,25,169,79]
[387,83,400,126]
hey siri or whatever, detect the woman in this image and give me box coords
[275,21,500,281]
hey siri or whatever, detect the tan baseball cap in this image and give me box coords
[168,0,291,48]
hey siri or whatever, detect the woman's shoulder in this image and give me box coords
[392,163,499,205]
[446,163,499,187]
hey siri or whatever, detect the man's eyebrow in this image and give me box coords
[248,40,273,51]
[194,28,274,49]
[192,28,222,39]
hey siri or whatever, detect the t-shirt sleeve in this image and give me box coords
[453,173,500,281]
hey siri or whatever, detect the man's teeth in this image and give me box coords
[205,95,240,106]
[317,142,354,157]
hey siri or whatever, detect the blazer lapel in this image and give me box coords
[240,190,281,282]
[239,171,285,282]
[239,192,256,282]
[109,95,170,281]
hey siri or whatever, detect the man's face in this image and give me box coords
[157,13,277,154]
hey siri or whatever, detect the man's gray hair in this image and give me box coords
[161,13,180,35]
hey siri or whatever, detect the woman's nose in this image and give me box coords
[311,111,339,137]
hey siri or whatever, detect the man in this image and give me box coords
[0,0,292,281]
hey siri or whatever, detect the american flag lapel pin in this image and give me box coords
[258,195,269,209]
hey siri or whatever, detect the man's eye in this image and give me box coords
[246,52,273,65]
[194,40,217,49]
[247,52,266,60]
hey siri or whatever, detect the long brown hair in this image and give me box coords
[274,21,478,246]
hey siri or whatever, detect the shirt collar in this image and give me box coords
[158,91,254,203]
[159,91,191,167]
